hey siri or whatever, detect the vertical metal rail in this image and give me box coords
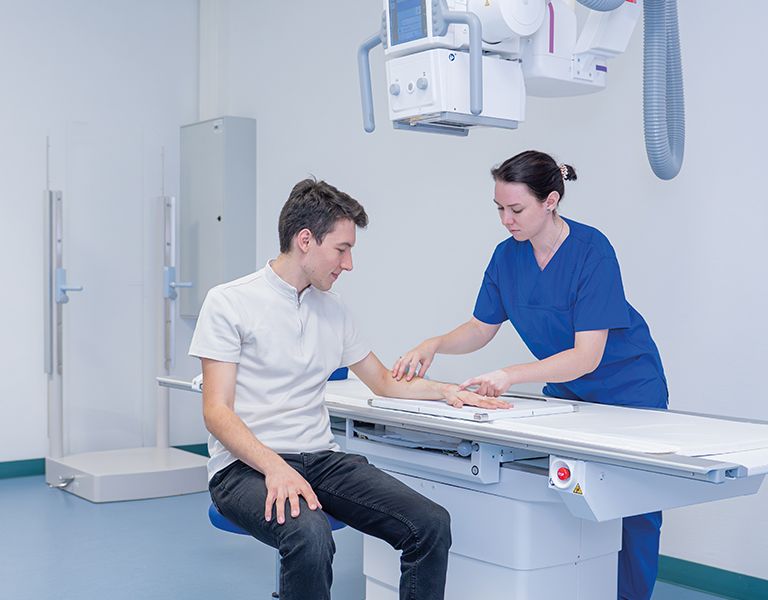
[44,190,64,458]
[157,195,175,448]
[44,136,82,461]
[158,194,191,448]
[163,196,177,374]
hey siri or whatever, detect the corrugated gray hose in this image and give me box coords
[578,0,685,179]
[643,0,684,179]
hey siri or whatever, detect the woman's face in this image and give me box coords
[493,181,556,241]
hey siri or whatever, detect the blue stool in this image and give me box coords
[208,503,346,598]
[327,366,348,381]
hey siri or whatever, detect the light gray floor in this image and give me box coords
[0,475,728,600]
[0,475,363,600]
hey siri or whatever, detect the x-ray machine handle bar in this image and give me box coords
[358,33,383,133]
[358,5,484,133]
[441,7,483,116]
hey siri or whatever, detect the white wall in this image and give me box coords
[0,0,201,461]
[1,0,764,580]
[198,0,768,579]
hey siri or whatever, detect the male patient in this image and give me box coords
[189,179,507,600]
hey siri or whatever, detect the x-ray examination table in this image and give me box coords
[158,376,768,599]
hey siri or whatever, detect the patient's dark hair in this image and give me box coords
[278,178,368,253]
[491,150,577,202]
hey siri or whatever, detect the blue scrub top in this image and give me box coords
[473,218,667,409]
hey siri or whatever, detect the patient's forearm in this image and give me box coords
[204,403,283,474]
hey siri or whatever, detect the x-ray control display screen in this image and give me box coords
[389,0,427,46]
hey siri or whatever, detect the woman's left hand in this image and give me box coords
[458,368,515,397]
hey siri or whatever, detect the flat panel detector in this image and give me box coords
[367,397,575,422]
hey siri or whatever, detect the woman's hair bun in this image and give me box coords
[561,164,578,181]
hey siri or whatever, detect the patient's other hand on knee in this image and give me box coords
[263,458,322,525]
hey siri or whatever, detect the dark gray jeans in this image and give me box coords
[209,451,451,600]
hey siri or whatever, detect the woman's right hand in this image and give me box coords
[392,338,440,381]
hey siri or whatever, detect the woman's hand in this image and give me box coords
[392,338,440,381]
[458,368,516,397]
[443,384,511,409]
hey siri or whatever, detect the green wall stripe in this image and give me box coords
[658,556,768,599]
[0,458,45,479]
[174,443,209,457]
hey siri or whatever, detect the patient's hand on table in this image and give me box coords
[443,385,512,410]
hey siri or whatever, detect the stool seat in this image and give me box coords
[208,503,250,534]
[208,503,346,534]
[325,513,346,531]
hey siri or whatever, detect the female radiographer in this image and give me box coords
[392,150,668,600]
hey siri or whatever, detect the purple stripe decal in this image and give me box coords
[548,2,554,54]
[596,64,608,72]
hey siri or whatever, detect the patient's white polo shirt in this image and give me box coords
[189,261,370,479]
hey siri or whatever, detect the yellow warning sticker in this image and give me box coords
[573,483,583,495]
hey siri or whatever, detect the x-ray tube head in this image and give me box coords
[359,0,685,179]
[467,0,546,42]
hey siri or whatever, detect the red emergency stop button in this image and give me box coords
[557,466,571,481]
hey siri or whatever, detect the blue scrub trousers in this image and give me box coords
[618,511,662,600]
